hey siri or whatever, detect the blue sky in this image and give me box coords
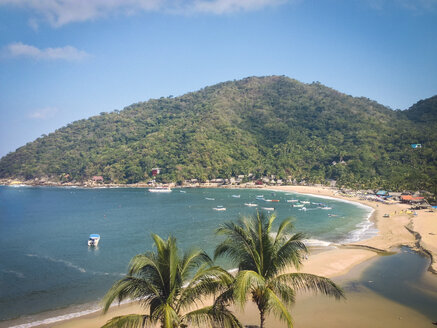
[0,0,436,157]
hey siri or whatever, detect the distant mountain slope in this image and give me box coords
[0,76,436,191]
[402,95,437,124]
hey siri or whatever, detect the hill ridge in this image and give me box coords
[0,76,436,191]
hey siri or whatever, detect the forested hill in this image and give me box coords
[0,76,436,191]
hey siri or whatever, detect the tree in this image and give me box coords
[102,234,242,328]
[214,211,345,328]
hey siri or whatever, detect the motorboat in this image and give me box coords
[261,207,275,211]
[88,234,100,246]
[293,204,304,208]
[287,199,299,203]
[232,195,241,198]
[244,203,258,207]
[213,207,226,211]
[149,187,172,192]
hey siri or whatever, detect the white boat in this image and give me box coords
[149,187,172,193]
[262,207,275,211]
[293,204,304,208]
[256,195,264,199]
[244,203,258,207]
[301,201,310,204]
[299,207,307,211]
[287,199,299,203]
[205,197,215,200]
[232,195,241,198]
[88,234,100,246]
[320,207,332,210]
[213,207,226,211]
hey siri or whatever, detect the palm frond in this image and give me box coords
[268,279,296,306]
[276,273,345,300]
[102,277,160,313]
[233,270,265,306]
[178,265,233,311]
[215,221,261,272]
[128,253,161,277]
[101,314,151,328]
[266,211,277,234]
[180,248,212,280]
[273,218,294,246]
[183,304,243,328]
[272,233,307,273]
[265,288,293,328]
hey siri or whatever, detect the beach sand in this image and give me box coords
[44,185,437,327]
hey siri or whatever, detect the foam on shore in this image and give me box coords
[274,189,377,244]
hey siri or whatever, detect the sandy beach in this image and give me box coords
[33,185,437,327]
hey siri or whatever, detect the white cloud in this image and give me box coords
[0,0,287,27]
[5,42,89,61]
[192,0,287,14]
[28,107,59,120]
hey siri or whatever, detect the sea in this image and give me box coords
[0,186,376,327]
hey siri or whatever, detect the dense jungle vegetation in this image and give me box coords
[0,76,436,192]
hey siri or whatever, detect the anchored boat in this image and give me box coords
[88,234,100,246]
[149,187,172,193]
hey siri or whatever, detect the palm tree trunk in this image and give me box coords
[260,309,265,328]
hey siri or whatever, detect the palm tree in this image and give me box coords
[214,211,345,328]
[101,234,242,328]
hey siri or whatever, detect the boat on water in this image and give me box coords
[301,201,310,204]
[244,203,258,207]
[293,204,304,207]
[287,199,299,203]
[205,197,215,200]
[261,207,275,211]
[87,234,100,246]
[320,207,332,210]
[213,207,226,211]
[270,199,280,202]
[232,195,241,198]
[299,207,307,211]
[256,195,264,199]
[149,187,172,193]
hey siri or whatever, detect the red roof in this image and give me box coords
[400,195,424,201]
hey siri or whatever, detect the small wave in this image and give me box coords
[7,184,31,188]
[7,298,135,328]
[340,209,377,243]
[302,238,333,247]
[26,254,86,273]
[1,269,25,278]
[91,271,126,277]
[7,307,101,328]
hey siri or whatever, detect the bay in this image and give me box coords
[0,186,373,324]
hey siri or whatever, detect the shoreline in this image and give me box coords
[2,185,437,328]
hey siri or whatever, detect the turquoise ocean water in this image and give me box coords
[0,186,374,326]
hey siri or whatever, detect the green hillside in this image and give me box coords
[0,76,436,191]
